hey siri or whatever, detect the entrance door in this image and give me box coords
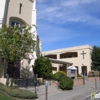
[7,60,20,78]
[75,66,79,74]
[82,66,87,76]
[59,64,66,73]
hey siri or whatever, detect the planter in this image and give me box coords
[88,77,100,82]
[74,79,83,86]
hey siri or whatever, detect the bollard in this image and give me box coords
[95,76,97,90]
[45,81,48,100]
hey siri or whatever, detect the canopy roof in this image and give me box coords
[67,66,77,70]
[49,58,73,64]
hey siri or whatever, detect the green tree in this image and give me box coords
[0,24,36,86]
[0,24,35,61]
[91,45,100,71]
[33,56,52,79]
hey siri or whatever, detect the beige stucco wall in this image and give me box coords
[52,63,60,74]
[6,0,31,70]
[6,0,33,25]
[43,45,92,75]
[61,48,92,74]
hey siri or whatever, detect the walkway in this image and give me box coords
[21,80,100,100]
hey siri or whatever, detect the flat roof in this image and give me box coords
[42,44,92,54]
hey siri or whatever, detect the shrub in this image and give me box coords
[59,75,73,90]
[33,56,52,79]
[53,71,67,81]
[45,73,54,80]
[77,74,83,79]
[88,70,100,77]
[53,71,73,90]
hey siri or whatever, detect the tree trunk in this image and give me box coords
[10,77,14,87]
[6,74,9,86]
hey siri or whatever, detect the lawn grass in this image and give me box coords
[0,92,14,100]
[0,83,37,99]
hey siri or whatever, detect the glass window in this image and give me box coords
[10,20,23,32]
[10,20,22,28]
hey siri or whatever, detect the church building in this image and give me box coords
[42,45,92,76]
[0,0,41,84]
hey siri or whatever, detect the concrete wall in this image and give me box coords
[88,77,100,82]
[52,79,83,86]
[74,79,83,86]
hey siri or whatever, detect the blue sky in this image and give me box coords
[36,0,100,51]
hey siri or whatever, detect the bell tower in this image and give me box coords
[0,0,41,82]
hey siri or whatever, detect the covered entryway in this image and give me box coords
[49,58,73,74]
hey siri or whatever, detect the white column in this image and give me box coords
[29,0,37,69]
[31,0,36,35]
[39,40,42,53]
[0,19,2,29]
[0,0,6,28]
[57,65,60,72]
[57,54,60,59]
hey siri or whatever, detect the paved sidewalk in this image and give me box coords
[21,80,100,100]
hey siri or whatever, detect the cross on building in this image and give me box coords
[81,51,86,59]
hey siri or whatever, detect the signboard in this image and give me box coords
[71,70,75,77]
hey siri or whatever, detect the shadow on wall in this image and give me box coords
[20,65,33,78]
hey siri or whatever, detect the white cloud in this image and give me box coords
[37,0,100,26]
[61,0,95,7]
